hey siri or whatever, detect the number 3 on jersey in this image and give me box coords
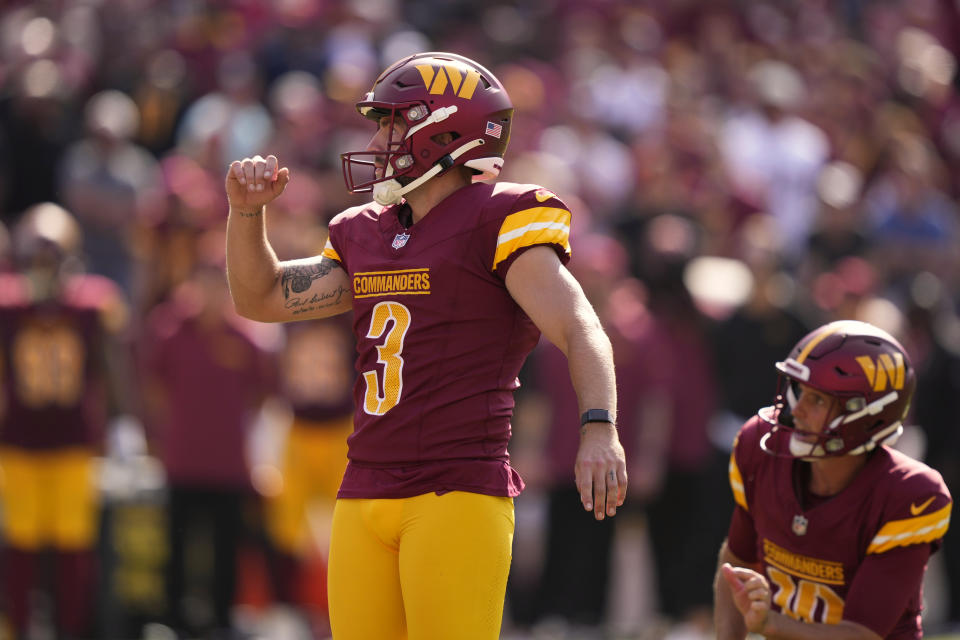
[362,301,411,415]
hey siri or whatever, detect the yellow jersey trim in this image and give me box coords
[493,206,571,270]
[729,453,747,511]
[867,503,951,554]
[322,239,341,263]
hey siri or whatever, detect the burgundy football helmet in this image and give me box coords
[341,52,513,205]
[760,320,916,458]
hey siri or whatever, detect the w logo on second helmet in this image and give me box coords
[855,353,905,391]
[415,64,482,99]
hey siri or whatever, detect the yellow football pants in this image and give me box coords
[328,491,515,640]
[0,447,99,550]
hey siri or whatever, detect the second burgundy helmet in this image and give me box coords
[760,320,916,458]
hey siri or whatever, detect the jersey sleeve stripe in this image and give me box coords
[867,503,952,554]
[729,453,748,511]
[493,207,571,270]
[322,239,342,263]
[498,206,570,235]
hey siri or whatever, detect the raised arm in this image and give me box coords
[225,155,352,323]
[505,245,626,521]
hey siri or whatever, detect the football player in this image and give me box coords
[714,320,952,640]
[0,203,133,638]
[224,52,627,639]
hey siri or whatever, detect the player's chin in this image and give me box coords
[789,432,821,458]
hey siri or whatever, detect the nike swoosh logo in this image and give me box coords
[910,496,936,516]
[535,189,555,202]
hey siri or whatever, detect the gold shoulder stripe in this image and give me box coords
[498,206,570,236]
[867,503,951,554]
[729,453,748,511]
[493,206,571,270]
[322,239,341,263]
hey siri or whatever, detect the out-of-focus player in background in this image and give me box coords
[714,320,952,640]
[224,51,627,639]
[262,316,355,636]
[0,203,134,639]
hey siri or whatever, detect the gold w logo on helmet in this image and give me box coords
[855,353,905,391]
[415,64,482,99]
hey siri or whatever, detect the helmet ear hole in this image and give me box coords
[430,131,459,145]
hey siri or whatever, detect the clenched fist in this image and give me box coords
[225,155,291,214]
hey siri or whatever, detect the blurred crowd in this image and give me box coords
[1,0,960,639]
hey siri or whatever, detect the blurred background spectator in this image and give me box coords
[0,0,958,638]
[139,233,280,640]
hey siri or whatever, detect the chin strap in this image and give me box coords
[373,138,486,206]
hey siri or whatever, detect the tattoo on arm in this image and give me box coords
[284,284,351,314]
[281,257,342,299]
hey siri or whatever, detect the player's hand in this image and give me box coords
[721,563,771,633]
[575,422,627,520]
[225,154,291,214]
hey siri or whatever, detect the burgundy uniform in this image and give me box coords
[322,181,571,499]
[727,412,952,638]
[0,273,123,449]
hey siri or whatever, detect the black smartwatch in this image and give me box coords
[580,409,614,426]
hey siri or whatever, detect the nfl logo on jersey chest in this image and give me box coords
[792,514,808,536]
[392,232,410,249]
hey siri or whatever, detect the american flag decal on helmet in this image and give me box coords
[485,121,503,139]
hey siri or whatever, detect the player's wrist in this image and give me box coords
[756,610,774,637]
[231,204,265,218]
[580,408,614,427]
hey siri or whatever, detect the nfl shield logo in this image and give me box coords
[392,233,410,249]
[792,514,808,536]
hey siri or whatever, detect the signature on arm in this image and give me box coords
[284,286,350,314]
[281,258,349,315]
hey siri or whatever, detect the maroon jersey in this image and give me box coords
[0,273,126,449]
[323,182,571,499]
[727,413,952,638]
